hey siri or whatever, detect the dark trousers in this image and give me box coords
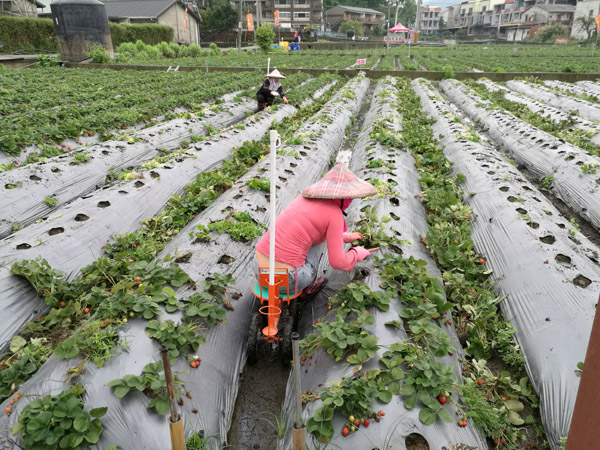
[257,93,275,111]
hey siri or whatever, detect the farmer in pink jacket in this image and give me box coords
[255,162,378,295]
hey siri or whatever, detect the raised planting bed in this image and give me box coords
[0,75,369,450]
[474,78,600,148]
[576,80,600,95]
[276,77,488,450]
[0,68,264,160]
[415,77,600,449]
[505,79,600,123]
[0,94,256,239]
[0,104,296,355]
[544,80,600,103]
[440,79,600,234]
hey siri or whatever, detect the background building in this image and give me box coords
[418,5,441,34]
[103,0,202,44]
[0,0,43,16]
[324,5,385,34]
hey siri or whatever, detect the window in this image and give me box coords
[294,0,308,5]
[590,9,594,17]
[293,11,310,19]
[275,0,290,5]
[279,11,291,20]
[482,6,486,12]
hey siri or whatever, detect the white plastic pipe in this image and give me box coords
[267,57,271,76]
[268,130,279,286]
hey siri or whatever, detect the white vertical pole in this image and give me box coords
[267,57,271,75]
[268,130,279,286]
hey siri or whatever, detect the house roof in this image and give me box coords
[103,0,200,21]
[327,5,385,16]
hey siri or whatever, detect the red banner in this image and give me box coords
[596,13,600,33]
[247,13,254,31]
[184,8,188,31]
[274,10,279,25]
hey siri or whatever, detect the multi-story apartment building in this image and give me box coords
[418,5,442,34]
[443,0,575,40]
[231,0,323,31]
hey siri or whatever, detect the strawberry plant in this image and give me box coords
[328,283,391,313]
[145,320,205,359]
[12,385,107,449]
[107,360,186,415]
[354,205,393,249]
[54,320,126,367]
[193,211,265,243]
[246,178,270,191]
[306,376,379,443]
[300,313,378,365]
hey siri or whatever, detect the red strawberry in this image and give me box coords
[135,277,141,282]
[60,302,65,307]
[341,427,350,437]
[479,259,485,264]
[438,396,447,405]
[363,419,370,427]
[83,308,90,314]
[477,379,483,386]
[353,419,360,427]
[379,411,385,416]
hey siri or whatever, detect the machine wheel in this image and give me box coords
[246,311,263,365]
[278,310,294,365]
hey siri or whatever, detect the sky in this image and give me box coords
[421,0,463,8]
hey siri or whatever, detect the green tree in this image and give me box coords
[438,16,445,30]
[574,15,597,41]
[533,23,569,42]
[392,0,416,29]
[339,20,364,36]
[371,24,385,36]
[200,0,237,32]
[255,23,275,52]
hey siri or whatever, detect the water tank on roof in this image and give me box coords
[50,0,113,62]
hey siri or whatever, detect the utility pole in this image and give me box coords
[238,0,243,52]
[415,0,421,34]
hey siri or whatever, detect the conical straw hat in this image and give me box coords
[302,163,377,199]
[266,68,286,79]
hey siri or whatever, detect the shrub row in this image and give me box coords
[0,16,173,53]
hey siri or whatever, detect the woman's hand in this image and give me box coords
[351,246,371,261]
[282,96,289,104]
[343,232,362,243]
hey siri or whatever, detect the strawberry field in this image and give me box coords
[0,64,599,450]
